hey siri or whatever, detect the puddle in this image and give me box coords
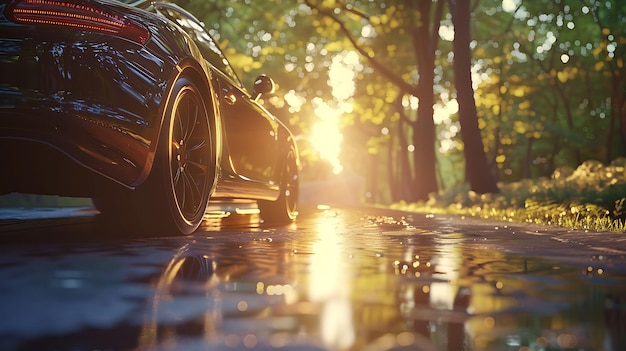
[0,209,625,350]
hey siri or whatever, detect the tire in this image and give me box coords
[95,76,215,235]
[259,147,298,225]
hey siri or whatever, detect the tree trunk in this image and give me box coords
[524,137,533,179]
[387,130,399,203]
[613,69,626,157]
[394,97,414,202]
[407,0,443,201]
[449,0,499,194]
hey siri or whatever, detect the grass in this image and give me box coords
[389,158,626,232]
[0,193,93,208]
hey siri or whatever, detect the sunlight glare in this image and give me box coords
[284,89,306,113]
[329,52,357,100]
[311,102,344,174]
[309,216,355,349]
[439,25,455,41]
[433,99,458,125]
[429,245,462,311]
[402,95,419,110]
[309,51,361,175]
[502,0,518,12]
[433,98,460,154]
[361,24,375,38]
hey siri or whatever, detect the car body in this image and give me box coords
[0,0,299,234]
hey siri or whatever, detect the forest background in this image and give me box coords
[4,0,626,229]
[173,0,626,223]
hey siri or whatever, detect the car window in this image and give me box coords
[152,3,244,89]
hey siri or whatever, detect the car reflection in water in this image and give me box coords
[1,208,626,350]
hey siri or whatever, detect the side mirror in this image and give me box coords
[252,74,275,101]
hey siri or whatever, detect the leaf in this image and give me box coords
[511,87,526,97]
[594,61,605,71]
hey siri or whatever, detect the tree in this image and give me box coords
[174,0,626,204]
[585,0,626,157]
[448,0,499,193]
[470,0,623,180]
[408,0,445,201]
[302,0,444,201]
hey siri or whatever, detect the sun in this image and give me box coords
[310,102,344,174]
[308,51,360,175]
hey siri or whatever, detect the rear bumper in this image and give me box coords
[0,106,151,191]
[0,30,172,190]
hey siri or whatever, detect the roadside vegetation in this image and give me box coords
[390,159,626,232]
[0,193,92,208]
[2,158,625,234]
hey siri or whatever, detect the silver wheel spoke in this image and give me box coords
[181,170,201,211]
[169,85,211,220]
[187,138,207,152]
[187,160,208,176]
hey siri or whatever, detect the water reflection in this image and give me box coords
[131,209,626,350]
[308,214,355,349]
[1,208,626,350]
[166,214,626,349]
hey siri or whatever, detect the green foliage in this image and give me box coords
[0,194,92,208]
[393,158,626,232]
[169,0,625,202]
[471,0,625,184]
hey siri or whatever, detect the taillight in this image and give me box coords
[7,0,150,45]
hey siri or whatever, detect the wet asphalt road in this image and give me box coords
[1,205,626,351]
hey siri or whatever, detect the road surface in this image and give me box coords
[1,204,625,350]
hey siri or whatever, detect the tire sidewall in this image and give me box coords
[153,76,213,234]
[260,146,298,224]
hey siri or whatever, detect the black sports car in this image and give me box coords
[0,0,299,234]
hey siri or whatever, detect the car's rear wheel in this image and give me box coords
[95,76,215,235]
[259,147,298,225]
[151,76,215,234]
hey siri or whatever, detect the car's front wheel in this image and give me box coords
[259,147,298,225]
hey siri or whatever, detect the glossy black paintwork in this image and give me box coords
[0,0,297,202]
[0,1,183,189]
